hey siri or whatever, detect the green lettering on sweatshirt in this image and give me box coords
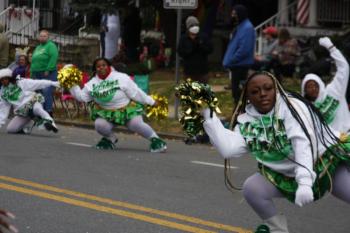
[1,84,22,102]
[315,95,339,124]
[239,116,292,162]
[91,80,120,103]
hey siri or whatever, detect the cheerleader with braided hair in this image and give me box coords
[202,71,350,233]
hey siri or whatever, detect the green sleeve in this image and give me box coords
[46,42,58,71]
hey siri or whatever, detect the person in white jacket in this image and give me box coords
[69,58,167,152]
[0,68,59,134]
[301,37,350,132]
[202,71,350,233]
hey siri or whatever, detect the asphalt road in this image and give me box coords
[0,125,349,233]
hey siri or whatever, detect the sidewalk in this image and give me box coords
[55,117,186,141]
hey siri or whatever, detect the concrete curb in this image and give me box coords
[55,119,186,141]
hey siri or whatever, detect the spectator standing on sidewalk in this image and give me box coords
[0,23,9,69]
[30,30,59,116]
[223,5,255,104]
[270,28,300,81]
[178,16,213,84]
[102,11,121,61]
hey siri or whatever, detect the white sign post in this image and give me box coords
[163,0,198,119]
[163,0,198,9]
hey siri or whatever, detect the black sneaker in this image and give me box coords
[44,121,58,133]
[16,129,26,134]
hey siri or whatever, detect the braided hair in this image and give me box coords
[224,71,345,192]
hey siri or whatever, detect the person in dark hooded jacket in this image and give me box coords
[178,16,213,84]
[222,4,256,104]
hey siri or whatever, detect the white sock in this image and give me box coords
[148,132,158,140]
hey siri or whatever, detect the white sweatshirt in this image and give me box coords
[70,71,155,109]
[301,47,350,132]
[203,96,340,187]
[0,79,56,126]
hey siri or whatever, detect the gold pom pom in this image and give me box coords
[57,66,83,89]
[339,132,348,143]
[146,94,169,119]
[175,79,221,137]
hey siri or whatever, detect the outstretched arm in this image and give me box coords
[120,75,155,106]
[202,109,248,159]
[69,85,93,103]
[17,79,59,92]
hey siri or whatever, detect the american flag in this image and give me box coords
[297,0,310,25]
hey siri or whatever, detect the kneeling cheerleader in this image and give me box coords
[0,68,59,134]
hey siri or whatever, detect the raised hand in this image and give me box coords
[319,37,334,50]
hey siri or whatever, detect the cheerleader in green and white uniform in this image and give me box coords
[0,68,59,133]
[302,37,350,132]
[69,58,167,152]
[202,71,350,233]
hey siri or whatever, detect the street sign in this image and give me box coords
[163,0,198,9]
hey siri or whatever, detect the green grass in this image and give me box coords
[149,82,176,105]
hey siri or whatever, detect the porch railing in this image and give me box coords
[1,6,40,46]
[318,0,350,24]
[0,6,13,33]
[50,15,85,48]
[7,13,40,45]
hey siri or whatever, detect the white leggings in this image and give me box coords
[243,164,350,220]
[7,102,53,133]
[94,116,157,142]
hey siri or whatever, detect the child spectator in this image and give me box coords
[12,55,30,78]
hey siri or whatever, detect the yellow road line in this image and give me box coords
[0,175,251,233]
[0,182,216,233]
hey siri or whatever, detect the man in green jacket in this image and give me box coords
[31,29,59,116]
